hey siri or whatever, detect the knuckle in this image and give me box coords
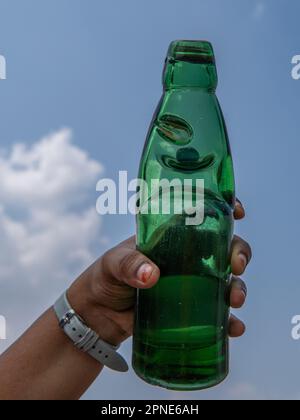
[230,276,247,296]
[240,278,247,291]
[233,236,252,262]
[101,249,114,273]
[118,251,144,279]
[239,279,247,296]
[101,251,110,272]
[232,234,241,242]
[241,240,252,262]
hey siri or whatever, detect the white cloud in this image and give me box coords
[252,2,266,20]
[0,129,104,345]
[0,128,101,211]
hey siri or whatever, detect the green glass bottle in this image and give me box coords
[132,40,235,391]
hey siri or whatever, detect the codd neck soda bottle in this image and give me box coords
[133,40,235,390]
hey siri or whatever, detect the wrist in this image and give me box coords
[67,280,129,347]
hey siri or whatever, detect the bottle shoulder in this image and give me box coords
[138,90,235,208]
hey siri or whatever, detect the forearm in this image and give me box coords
[0,238,159,400]
[0,278,129,400]
[0,308,103,400]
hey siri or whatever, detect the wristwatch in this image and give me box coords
[53,292,128,372]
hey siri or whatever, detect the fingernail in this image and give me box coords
[137,263,153,284]
[239,253,248,269]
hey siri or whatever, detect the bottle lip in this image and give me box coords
[167,40,215,64]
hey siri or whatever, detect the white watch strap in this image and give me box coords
[53,292,128,373]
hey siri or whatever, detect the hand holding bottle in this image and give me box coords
[68,200,251,346]
[0,200,250,400]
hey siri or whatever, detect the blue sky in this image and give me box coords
[1,0,300,400]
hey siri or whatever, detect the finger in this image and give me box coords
[229,314,246,338]
[229,276,247,309]
[102,244,160,290]
[234,198,245,220]
[231,235,252,276]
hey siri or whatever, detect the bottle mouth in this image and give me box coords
[167,40,215,65]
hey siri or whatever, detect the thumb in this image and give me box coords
[102,243,160,290]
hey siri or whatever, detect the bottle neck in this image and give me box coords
[162,40,218,91]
